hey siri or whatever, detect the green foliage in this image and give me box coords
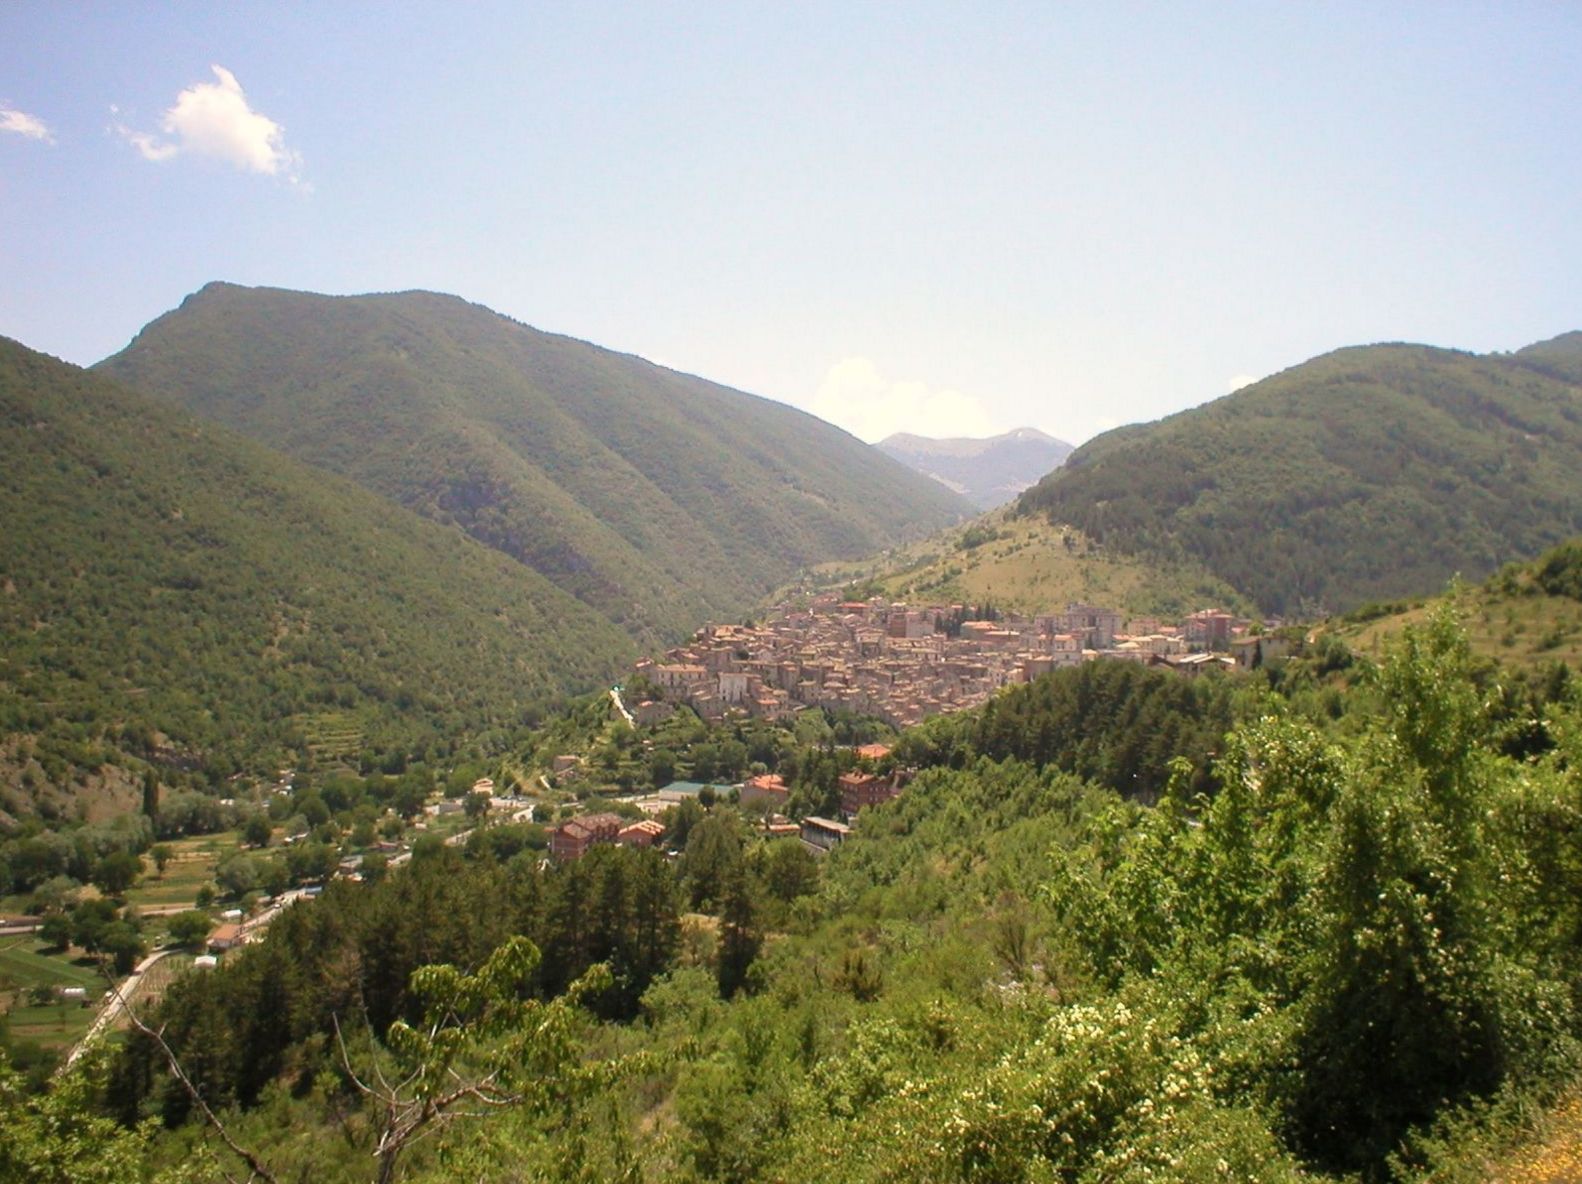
[0,1050,171,1184]
[1534,539,1582,601]
[896,657,1236,801]
[1019,339,1582,615]
[100,282,967,651]
[165,910,213,947]
[0,338,635,800]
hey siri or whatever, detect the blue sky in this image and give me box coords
[3,2,1579,445]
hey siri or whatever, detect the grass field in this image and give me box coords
[794,511,1248,619]
[0,936,106,1053]
[124,830,239,912]
[1344,584,1582,673]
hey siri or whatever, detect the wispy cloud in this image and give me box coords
[1,106,54,143]
[116,65,303,183]
[809,357,998,443]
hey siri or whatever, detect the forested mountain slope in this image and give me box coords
[0,337,634,802]
[100,284,969,645]
[1017,334,1582,616]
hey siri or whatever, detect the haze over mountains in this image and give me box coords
[99,283,969,647]
[877,426,1073,509]
[1017,334,1582,616]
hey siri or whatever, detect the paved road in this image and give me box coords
[610,686,636,728]
[62,948,171,1072]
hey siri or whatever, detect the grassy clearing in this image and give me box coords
[0,936,102,991]
[125,830,239,911]
[794,511,1247,618]
[1345,585,1582,674]
[0,936,106,1053]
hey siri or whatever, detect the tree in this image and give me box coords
[91,851,142,897]
[71,898,120,953]
[149,844,173,878]
[715,864,760,999]
[241,814,273,848]
[648,747,678,787]
[336,936,618,1184]
[38,912,72,950]
[464,790,491,821]
[0,1048,160,1184]
[166,910,214,948]
[100,921,146,976]
[215,853,259,898]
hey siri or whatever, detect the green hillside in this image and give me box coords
[1017,334,1582,616]
[1342,536,1582,675]
[804,508,1248,619]
[99,284,969,646]
[0,338,634,806]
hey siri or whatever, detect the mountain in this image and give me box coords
[1016,334,1582,616]
[876,426,1073,509]
[0,336,636,807]
[99,284,970,647]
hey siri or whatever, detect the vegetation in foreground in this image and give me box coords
[5,608,1581,1181]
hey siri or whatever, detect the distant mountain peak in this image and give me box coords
[876,427,1073,509]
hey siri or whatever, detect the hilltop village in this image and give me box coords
[520,596,1287,864]
[632,594,1279,731]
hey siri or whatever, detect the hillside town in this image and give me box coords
[631,594,1283,731]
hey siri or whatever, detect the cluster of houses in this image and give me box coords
[548,741,903,863]
[543,599,1297,864]
[629,596,1276,730]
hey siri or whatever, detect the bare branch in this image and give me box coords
[108,963,282,1184]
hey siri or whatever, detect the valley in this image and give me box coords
[5,307,1582,1184]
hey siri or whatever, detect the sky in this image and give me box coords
[2,2,1580,447]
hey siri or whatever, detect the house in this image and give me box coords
[839,771,900,818]
[1231,635,1292,670]
[208,923,246,952]
[854,743,892,762]
[616,819,667,849]
[654,664,709,693]
[549,812,624,861]
[740,772,790,810]
[801,816,851,852]
[634,699,675,726]
[1185,609,1238,651]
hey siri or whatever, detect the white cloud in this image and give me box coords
[1,106,54,143]
[117,65,302,182]
[1227,373,1260,392]
[809,357,998,442]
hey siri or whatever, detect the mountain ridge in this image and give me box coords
[877,425,1073,509]
[100,283,971,647]
[1017,333,1582,616]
